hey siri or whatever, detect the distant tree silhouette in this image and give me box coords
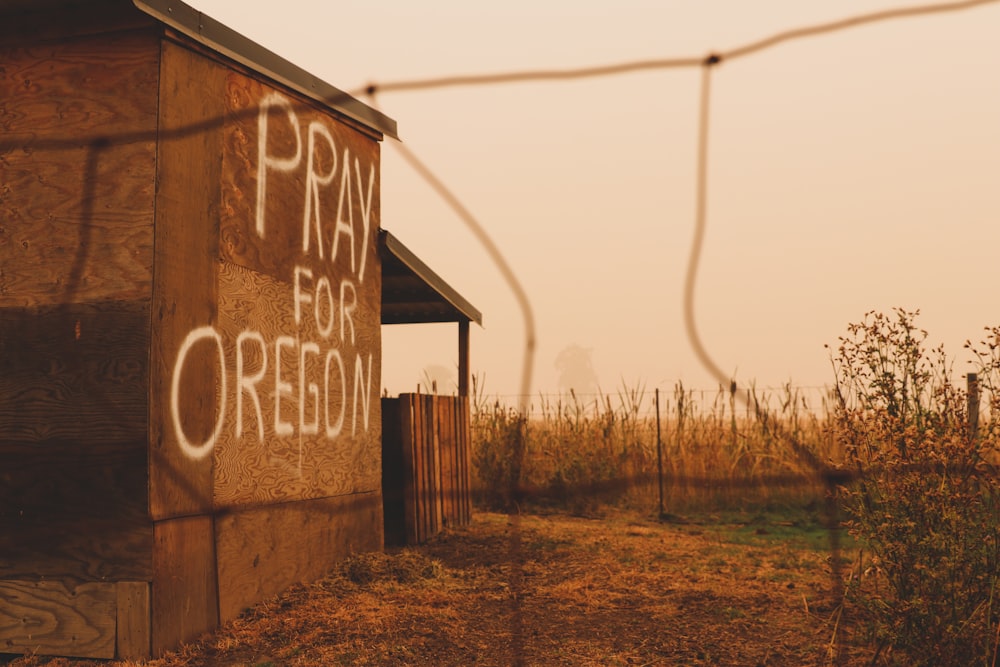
[555,344,599,395]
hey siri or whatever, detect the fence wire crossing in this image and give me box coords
[3,0,998,663]
[358,2,998,664]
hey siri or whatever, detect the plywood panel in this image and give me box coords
[212,261,381,509]
[151,516,217,657]
[0,31,157,308]
[0,301,148,445]
[0,510,151,582]
[207,71,382,510]
[0,300,151,582]
[148,40,226,520]
[219,73,381,284]
[0,439,145,519]
[215,492,382,622]
[0,580,116,659]
[0,5,155,45]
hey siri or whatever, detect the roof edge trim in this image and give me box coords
[133,0,398,140]
[380,230,484,327]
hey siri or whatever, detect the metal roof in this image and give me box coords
[380,230,483,327]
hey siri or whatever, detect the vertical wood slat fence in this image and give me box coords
[382,394,473,545]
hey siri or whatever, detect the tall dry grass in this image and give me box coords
[470,377,841,514]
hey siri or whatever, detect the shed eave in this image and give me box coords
[380,230,483,327]
[132,0,398,140]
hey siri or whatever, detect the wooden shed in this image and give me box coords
[0,0,477,659]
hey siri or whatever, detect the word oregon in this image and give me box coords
[170,324,373,462]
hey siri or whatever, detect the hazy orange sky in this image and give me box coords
[192,0,1000,403]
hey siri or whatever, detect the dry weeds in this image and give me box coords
[2,506,873,667]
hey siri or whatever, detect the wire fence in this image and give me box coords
[4,0,1000,663]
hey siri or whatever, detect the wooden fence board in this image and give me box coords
[399,395,418,544]
[460,398,472,524]
[438,398,455,526]
[382,394,473,544]
[427,395,443,536]
[410,394,427,542]
[380,398,406,547]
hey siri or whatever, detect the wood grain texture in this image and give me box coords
[212,261,382,509]
[459,398,473,525]
[0,580,116,658]
[0,301,148,445]
[0,439,146,518]
[0,300,151,582]
[219,72,382,284]
[424,395,442,538]
[0,437,150,582]
[396,396,418,545]
[0,513,150,583]
[386,394,473,544]
[215,492,382,622]
[148,40,225,521]
[0,30,158,308]
[116,581,150,659]
[151,516,217,657]
[210,68,384,512]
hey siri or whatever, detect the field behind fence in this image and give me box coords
[470,381,841,515]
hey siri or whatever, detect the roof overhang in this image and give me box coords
[0,0,397,139]
[380,230,483,327]
[134,0,398,140]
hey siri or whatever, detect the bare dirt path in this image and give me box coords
[4,507,866,666]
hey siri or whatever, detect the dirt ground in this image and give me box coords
[3,507,869,667]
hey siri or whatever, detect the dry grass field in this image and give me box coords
[3,505,866,667]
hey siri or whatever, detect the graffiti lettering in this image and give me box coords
[169,91,378,463]
[170,327,228,462]
[170,325,373,456]
[256,93,375,284]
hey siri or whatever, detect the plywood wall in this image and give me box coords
[1,17,386,658]
[150,36,385,634]
[0,26,160,659]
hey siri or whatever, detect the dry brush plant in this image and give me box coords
[830,308,1000,666]
[470,376,838,515]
